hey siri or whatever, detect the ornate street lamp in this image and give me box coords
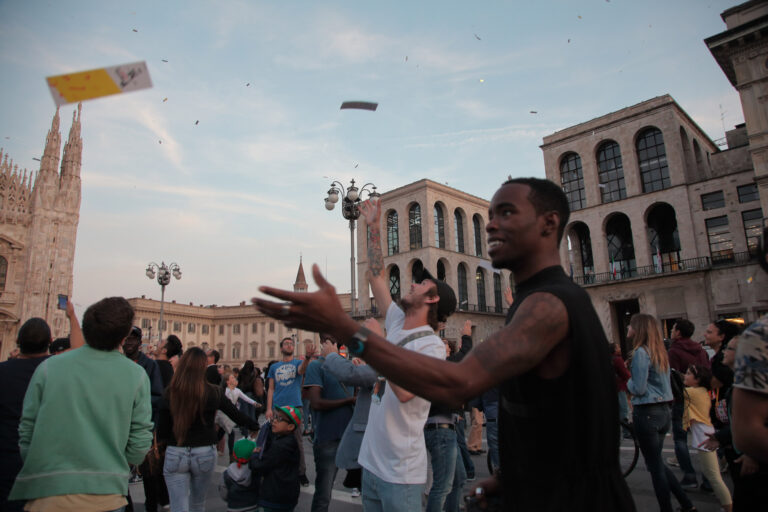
[145,261,182,345]
[324,179,380,316]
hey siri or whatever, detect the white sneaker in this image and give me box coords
[351,488,361,498]
[666,456,679,467]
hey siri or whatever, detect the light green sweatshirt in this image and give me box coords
[9,345,153,500]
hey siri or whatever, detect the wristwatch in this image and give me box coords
[347,326,372,357]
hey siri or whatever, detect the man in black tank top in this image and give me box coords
[254,178,636,511]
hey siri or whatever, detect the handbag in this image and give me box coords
[144,432,166,475]
[712,389,729,425]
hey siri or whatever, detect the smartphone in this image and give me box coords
[57,294,68,310]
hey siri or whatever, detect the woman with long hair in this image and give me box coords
[626,314,696,512]
[158,347,260,512]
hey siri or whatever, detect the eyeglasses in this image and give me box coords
[272,416,289,424]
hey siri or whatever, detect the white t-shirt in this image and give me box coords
[357,302,445,484]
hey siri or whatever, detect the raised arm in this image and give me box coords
[323,353,378,387]
[254,265,569,407]
[360,198,392,313]
[66,300,84,350]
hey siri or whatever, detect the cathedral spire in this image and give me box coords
[40,107,61,175]
[294,255,308,292]
[61,103,82,177]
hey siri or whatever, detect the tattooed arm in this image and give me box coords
[360,198,392,313]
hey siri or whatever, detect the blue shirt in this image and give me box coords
[304,358,353,443]
[268,359,303,407]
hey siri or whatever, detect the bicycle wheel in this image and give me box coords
[619,419,639,477]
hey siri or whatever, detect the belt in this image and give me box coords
[424,423,455,431]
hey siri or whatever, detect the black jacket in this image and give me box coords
[250,431,300,509]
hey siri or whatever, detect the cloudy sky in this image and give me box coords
[0,0,745,312]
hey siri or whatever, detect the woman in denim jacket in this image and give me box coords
[627,314,696,512]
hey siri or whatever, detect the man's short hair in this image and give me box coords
[165,334,183,358]
[280,337,293,349]
[81,297,134,351]
[49,337,70,354]
[503,177,570,244]
[674,319,695,339]
[209,349,220,363]
[17,318,51,354]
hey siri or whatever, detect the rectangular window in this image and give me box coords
[742,208,763,255]
[202,325,209,335]
[701,191,725,211]
[187,323,195,333]
[269,322,275,333]
[218,325,224,335]
[737,183,759,203]
[160,320,167,330]
[706,216,734,264]
[173,322,181,332]
[251,343,258,358]
[232,346,241,359]
[233,324,241,335]
[141,318,151,329]
[268,344,275,358]
[251,323,257,333]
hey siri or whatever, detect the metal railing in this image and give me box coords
[573,251,759,286]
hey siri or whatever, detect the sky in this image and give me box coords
[0,0,746,313]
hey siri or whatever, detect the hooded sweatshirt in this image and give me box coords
[668,337,710,373]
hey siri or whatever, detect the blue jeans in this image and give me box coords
[361,468,424,512]
[633,404,693,512]
[163,444,217,512]
[455,414,474,478]
[671,401,697,483]
[445,450,467,512]
[425,427,457,512]
[486,419,499,472]
[311,440,340,512]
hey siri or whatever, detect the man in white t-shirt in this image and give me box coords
[353,198,457,512]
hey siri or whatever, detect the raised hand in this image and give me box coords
[359,197,381,226]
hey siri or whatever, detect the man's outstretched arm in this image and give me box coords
[254,264,568,406]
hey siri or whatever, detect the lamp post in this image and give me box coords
[145,261,182,345]
[324,179,380,316]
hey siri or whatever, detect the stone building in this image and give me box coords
[541,95,766,352]
[706,0,768,216]
[128,259,334,368]
[0,106,82,359]
[357,179,513,344]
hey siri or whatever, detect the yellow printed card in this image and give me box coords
[47,61,152,106]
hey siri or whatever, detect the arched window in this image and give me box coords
[476,268,487,312]
[606,214,637,279]
[637,128,670,192]
[568,223,594,280]
[389,265,401,301]
[409,203,422,250]
[597,141,626,203]
[437,260,446,281]
[268,342,276,358]
[250,342,258,358]
[454,210,465,253]
[473,214,483,257]
[560,152,586,211]
[493,273,503,313]
[387,210,399,255]
[411,260,424,283]
[434,204,445,248]
[0,256,7,291]
[232,343,241,360]
[457,264,468,310]
[647,203,681,272]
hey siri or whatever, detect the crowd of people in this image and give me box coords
[1,177,767,512]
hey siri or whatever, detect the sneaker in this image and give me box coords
[299,474,310,487]
[466,474,476,482]
[666,456,680,467]
[351,488,361,498]
[679,478,698,489]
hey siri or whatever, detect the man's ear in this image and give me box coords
[424,295,439,305]
[541,211,560,238]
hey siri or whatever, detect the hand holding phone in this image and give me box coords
[57,294,68,310]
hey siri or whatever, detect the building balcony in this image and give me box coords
[573,251,760,287]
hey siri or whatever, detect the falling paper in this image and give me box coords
[748,277,753,284]
[340,101,378,111]
[46,61,153,106]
